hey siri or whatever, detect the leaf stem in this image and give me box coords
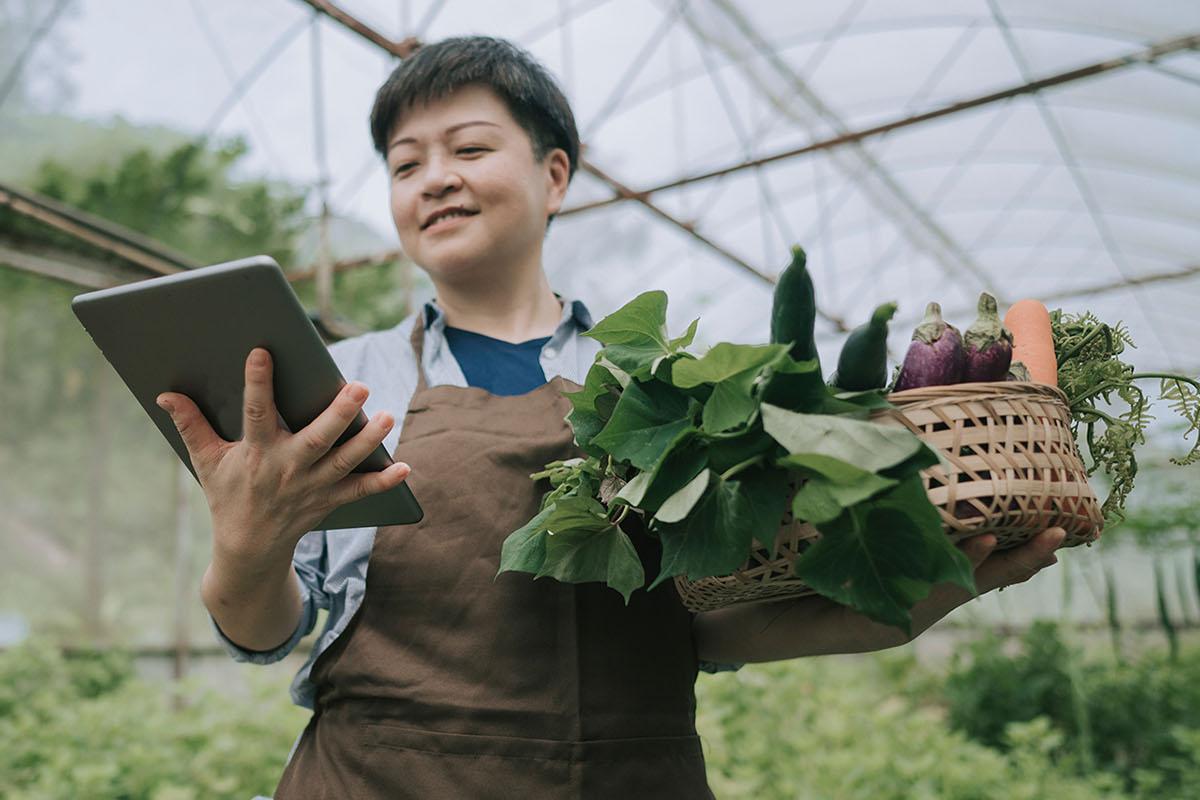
[1057,323,1110,365]
[1073,404,1126,430]
[608,503,631,527]
[720,455,764,481]
[1069,373,1199,407]
[1130,373,1200,391]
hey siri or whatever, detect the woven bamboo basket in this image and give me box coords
[674,381,1105,613]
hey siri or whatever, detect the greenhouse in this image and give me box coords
[1,1,1199,797]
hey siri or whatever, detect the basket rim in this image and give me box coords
[886,380,1069,406]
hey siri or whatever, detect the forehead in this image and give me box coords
[387,84,522,149]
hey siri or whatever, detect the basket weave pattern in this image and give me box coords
[674,381,1104,613]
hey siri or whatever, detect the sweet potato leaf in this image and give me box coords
[669,318,700,350]
[615,431,707,515]
[498,504,557,576]
[758,357,827,412]
[705,427,779,474]
[536,522,645,604]
[872,477,975,593]
[791,473,898,523]
[604,340,672,381]
[581,290,668,349]
[592,380,697,471]
[791,504,929,633]
[776,452,883,484]
[792,475,974,632]
[761,404,925,473]
[650,466,790,587]
[564,362,622,418]
[671,342,789,387]
[654,468,711,523]
[701,378,759,433]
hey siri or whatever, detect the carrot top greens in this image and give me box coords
[1051,309,1200,522]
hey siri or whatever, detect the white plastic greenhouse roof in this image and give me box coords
[57,0,1200,372]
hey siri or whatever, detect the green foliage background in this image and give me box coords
[0,117,425,643]
[5,626,1200,799]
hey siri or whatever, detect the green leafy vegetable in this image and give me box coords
[1051,309,1200,521]
[499,259,974,630]
[591,379,696,471]
[760,404,930,474]
[793,477,975,634]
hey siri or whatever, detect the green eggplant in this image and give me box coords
[831,302,898,391]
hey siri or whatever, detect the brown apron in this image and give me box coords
[274,318,713,799]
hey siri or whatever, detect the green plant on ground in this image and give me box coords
[695,654,1126,800]
[0,640,307,800]
[943,621,1200,795]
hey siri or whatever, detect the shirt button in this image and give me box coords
[545,347,558,358]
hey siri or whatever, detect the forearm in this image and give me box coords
[200,538,304,653]
[694,530,1064,664]
[693,582,974,663]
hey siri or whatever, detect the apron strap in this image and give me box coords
[409,310,430,392]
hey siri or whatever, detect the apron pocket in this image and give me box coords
[360,724,571,798]
[360,724,711,799]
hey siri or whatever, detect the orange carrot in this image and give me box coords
[1003,299,1057,386]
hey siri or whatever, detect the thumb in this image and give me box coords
[156,392,223,470]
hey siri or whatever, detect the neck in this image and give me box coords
[431,266,563,344]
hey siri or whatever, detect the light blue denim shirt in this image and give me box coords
[210,294,742,710]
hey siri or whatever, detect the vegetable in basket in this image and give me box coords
[962,292,1013,382]
[1004,299,1058,385]
[499,247,978,634]
[893,302,965,390]
[830,302,898,392]
[1048,308,1200,522]
[770,245,819,364]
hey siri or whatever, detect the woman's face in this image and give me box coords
[384,84,569,285]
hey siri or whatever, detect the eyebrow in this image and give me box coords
[388,120,501,151]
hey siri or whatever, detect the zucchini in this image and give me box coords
[830,302,897,391]
[770,245,819,364]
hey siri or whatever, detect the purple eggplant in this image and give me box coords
[893,302,964,391]
[962,292,1014,382]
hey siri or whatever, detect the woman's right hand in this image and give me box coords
[156,347,412,564]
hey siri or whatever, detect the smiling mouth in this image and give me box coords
[422,209,479,230]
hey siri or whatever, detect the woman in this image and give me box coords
[157,36,1066,799]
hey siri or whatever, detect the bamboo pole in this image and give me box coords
[83,354,111,643]
[171,459,193,684]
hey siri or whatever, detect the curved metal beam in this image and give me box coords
[560,33,1200,216]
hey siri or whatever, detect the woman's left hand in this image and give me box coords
[957,527,1067,595]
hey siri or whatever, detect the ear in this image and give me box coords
[542,148,571,217]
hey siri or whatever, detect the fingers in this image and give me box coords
[977,527,1066,593]
[329,461,412,508]
[294,382,372,466]
[242,348,282,447]
[156,391,224,471]
[316,410,396,481]
[957,533,997,570]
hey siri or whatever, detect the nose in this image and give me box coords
[421,154,462,198]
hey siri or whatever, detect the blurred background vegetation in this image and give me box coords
[2,0,1199,797]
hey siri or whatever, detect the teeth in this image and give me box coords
[429,209,473,227]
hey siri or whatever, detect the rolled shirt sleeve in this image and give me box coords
[208,530,330,664]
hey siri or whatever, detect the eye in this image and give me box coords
[392,161,417,177]
[458,147,488,156]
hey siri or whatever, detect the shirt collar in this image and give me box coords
[422,293,593,335]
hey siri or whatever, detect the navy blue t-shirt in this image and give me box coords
[443,326,552,396]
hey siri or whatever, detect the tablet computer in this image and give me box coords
[71,255,422,530]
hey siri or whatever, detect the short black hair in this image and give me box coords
[370,36,580,184]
